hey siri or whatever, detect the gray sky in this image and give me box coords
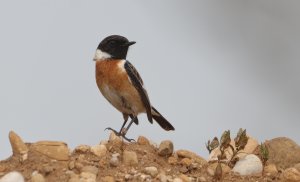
[1,1,300,159]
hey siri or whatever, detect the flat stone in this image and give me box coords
[176,150,207,165]
[91,144,107,158]
[0,171,24,182]
[282,168,300,182]
[31,171,45,182]
[144,166,158,177]
[123,150,138,166]
[9,131,28,156]
[232,154,263,176]
[137,136,150,145]
[158,140,174,156]
[31,141,69,161]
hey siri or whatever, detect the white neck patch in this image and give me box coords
[93,49,112,61]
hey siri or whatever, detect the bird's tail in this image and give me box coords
[151,106,175,131]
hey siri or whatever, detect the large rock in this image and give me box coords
[265,137,300,169]
[31,141,69,161]
[232,154,263,176]
[208,136,258,162]
[0,171,24,182]
[176,150,207,165]
[9,131,28,156]
[282,168,300,182]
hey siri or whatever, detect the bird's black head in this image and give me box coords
[94,35,136,61]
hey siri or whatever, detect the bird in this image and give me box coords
[93,35,175,141]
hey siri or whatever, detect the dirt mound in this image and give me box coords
[0,131,299,182]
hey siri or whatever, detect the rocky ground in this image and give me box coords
[1,131,300,182]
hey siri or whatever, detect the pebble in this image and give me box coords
[91,144,107,158]
[158,140,174,156]
[144,166,158,177]
[110,156,120,167]
[0,171,24,182]
[31,171,45,182]
[168,156,177,165]
[137,136,150,145]
[232,154,263,176]
[124,174,132,181]
[123,150,138,166]
[158,173,167,182]
[263,163,278,177]
[282,168,300,182]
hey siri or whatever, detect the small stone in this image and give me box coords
[173,178,183,182]
[74,145,90,153]
[139,174,151,181]
[0,171,24,182]
[75,162,84,171]
[124,174,132,181]
[180,158,192,167]
[137,136,150,145]
[110,156,119,167]
[282,168,300,182]
[31,141,69,161]
[232,154,263,176]
[168,156,177,165]
[158,140,174,156]
[8,131,28,156]
[102,176,115,182]
[80,172,96,180]
[144,166,158,177]
[91,144,107,158]
[263,163,278,177]
[81,166,98,175]
[69,161,75,170]
[179,174,190,182]
[123,150,138,166]
[31,171,45,182]
[176,150,207,165]
[198,176,206,182]
[158,173,167,182]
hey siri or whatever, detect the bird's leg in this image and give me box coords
[120,116,137,142]
[105,116,128,136]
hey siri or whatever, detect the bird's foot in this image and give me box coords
[105,127,135,142]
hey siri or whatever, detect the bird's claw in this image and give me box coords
[105,127,135,143]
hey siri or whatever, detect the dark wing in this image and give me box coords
[124,61,153,123]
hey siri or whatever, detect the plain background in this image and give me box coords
[1,1,299,159]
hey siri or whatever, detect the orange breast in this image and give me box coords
[95,60,145,114]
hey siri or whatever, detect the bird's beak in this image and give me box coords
[123,41,136,47]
